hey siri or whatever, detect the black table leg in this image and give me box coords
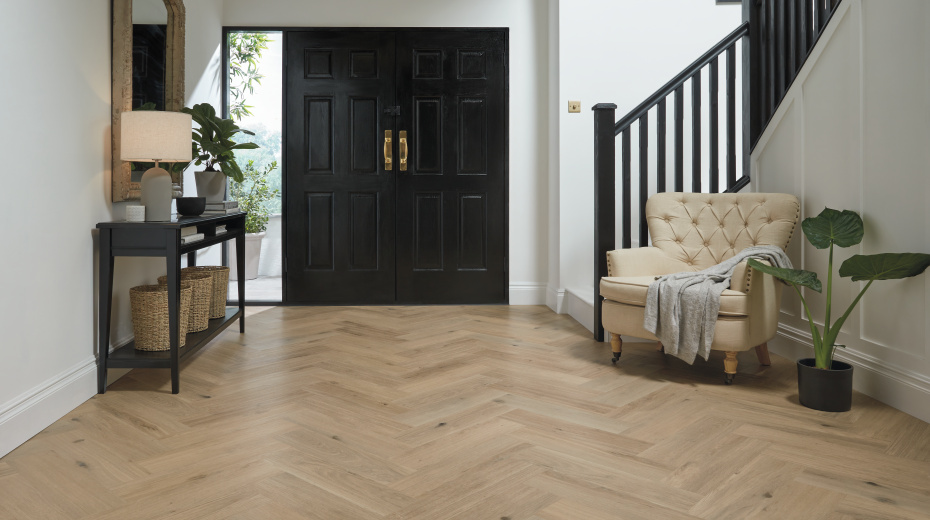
[166,229,181,394]
[97,229,114,394]
[187,251,196,267]
[236,230,245,333]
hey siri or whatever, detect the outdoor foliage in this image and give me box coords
[228,32,273,121]
[748,208,930,369]
[232,123,281,212]
[229,160,280,234]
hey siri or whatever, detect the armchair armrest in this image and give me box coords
[730,260,752,293]
[606,247,693,277]
[731,258,775,294]
[742,257,785,343]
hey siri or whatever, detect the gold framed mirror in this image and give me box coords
[111,0,186,202]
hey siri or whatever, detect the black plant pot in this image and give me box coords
[797,358,853,412]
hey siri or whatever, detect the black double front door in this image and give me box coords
[284,29,507,304]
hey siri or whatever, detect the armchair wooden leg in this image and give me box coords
[754,343,772,366]
[656,341,664,352]
[610,335,622,364]
[724,351,739,385]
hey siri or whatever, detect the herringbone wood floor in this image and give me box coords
[2,306,929,519]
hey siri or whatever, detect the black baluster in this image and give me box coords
[657,98,666,193]
[772,0,787,100]
[767,0,776,119]
[788,0,797,81]
[639,114,649,246]
[726,44,736,190]
[709,58,719,193]
[803,0,813,54]
[817,0,827,31]
[621,127,631,249]
[692,70,702,192]
[749,0,763,145]
[674,86,684,192]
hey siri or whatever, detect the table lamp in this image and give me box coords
[120,111,192,221]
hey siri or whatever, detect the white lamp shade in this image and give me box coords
[120,110,192,162]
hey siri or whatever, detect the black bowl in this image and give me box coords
[176,197,206,216]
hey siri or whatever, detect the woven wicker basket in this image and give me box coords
[130,283,193,351]
[157,272,212,333]
[180,266,229,318]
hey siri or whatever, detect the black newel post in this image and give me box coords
[592,103,617,342]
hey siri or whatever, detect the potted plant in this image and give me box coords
[228,160,279,280]
[181,103,259,202]
[748,208,930,412]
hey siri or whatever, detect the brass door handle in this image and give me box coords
[384,130,392,171]
[399,130,408,172]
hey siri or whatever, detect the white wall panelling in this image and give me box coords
[752,0,930,422]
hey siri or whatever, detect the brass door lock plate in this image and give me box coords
[568,100,581,113]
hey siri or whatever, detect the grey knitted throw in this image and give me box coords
[643,245,792,364]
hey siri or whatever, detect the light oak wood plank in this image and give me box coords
[0,305,925,519]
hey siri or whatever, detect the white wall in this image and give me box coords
[133,0,168,24]
[1,0,122,457]
[555,0,742,330]
[221,0,551,305]
[186,0,226,267]
[752,0,930,422]
[0,0,225,458]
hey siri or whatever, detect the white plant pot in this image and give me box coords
[229,232,265,281]
[194,170,227,202]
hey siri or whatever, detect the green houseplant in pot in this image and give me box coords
[748,208,930,412]
[228,160,280,280]
[182,103,259,202]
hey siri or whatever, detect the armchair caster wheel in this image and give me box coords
[610,336,622,365]
[724,374,735,385]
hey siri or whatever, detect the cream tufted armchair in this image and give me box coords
[600,192,800,383]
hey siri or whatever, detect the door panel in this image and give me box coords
[285,29,507,304]
[395,31,507,303]
[285,31,396,303]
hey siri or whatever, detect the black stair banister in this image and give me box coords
[750,0,843,147]
[611,23,749,133]
[592,23,749,341]
[592,0,845,341]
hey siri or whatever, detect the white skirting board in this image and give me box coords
[548,288,930,422]
[564,288,595,333]
[508,283,548,305]
[0,357,97,458]
[0,354,131,458]
[546,286,565,314]
[771,324,930,424]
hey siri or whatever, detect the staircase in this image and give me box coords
[593,0,843,341]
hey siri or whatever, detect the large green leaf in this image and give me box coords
[747,259,823,292]
[220,159,245,183]
[838,253,930,281]
[801,208,864,249]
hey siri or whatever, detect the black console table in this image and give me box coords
[96,212,246,394]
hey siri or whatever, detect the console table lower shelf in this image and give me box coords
[107,308,241,369]
[96,212,247,394]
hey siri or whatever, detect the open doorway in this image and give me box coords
[223,30,283,303]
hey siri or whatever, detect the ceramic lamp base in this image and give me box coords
[140,166,172,221]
